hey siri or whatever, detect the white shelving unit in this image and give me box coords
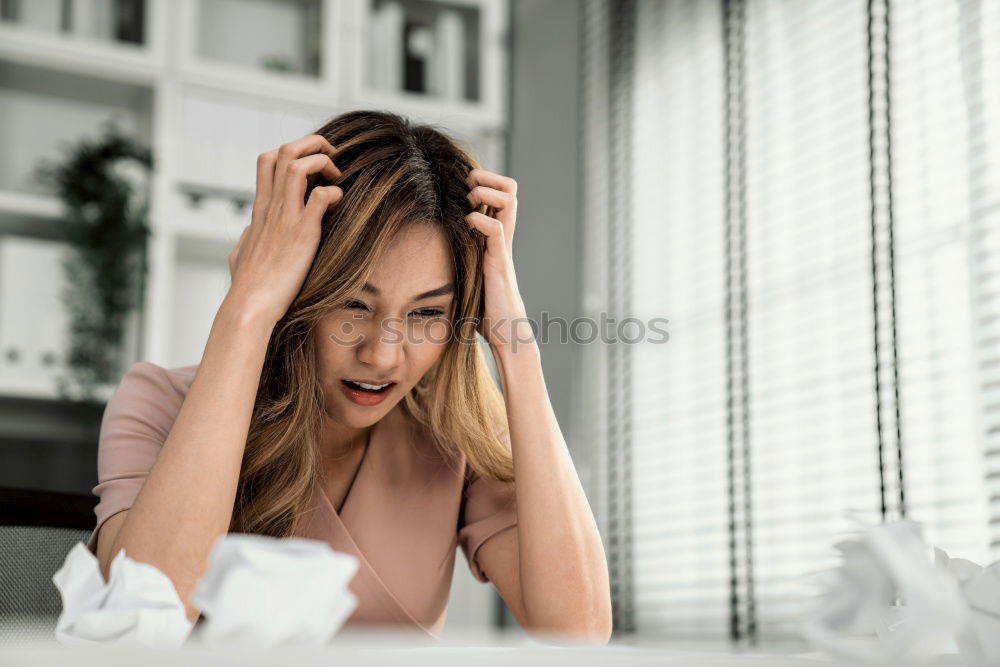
[0,0,509,400]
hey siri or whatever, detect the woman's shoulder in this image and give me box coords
[118,360,198,395]
[106,361,199,424]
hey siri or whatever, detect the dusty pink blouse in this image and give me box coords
[85,361,519,639]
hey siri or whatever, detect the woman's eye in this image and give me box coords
[344,301,442,318]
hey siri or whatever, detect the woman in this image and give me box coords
[85,110,612,642]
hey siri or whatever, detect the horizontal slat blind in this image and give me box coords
[743,0,881,640]
[889,0,991,563]
[623,0,999,644]
[955,0,1000,556]
[632,0,730,639]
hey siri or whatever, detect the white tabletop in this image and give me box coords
[0,623,973,666]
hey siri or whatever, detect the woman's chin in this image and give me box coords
[326,400,392,427]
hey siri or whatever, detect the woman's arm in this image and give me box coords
[97,294,275,624]
[464,169,613,642]
[484,340,613,643]
[95,133,343,624]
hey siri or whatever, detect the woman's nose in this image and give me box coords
[356,318,404,368]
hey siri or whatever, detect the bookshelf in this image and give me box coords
[0,0,510,401]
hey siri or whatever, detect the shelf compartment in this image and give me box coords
[344,0,507,127]
[170,235,232,368]
[0,59,153,197]
[171,182,250,247]
[0,235,72,397]
[0,1,161,86]
[0,0,148,46]
[196,0,321,77]
[176,0,338,100]
[368,0,480,101]
[0,234,136,402]
[171,89,326,192]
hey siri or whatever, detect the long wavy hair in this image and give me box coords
[229,110,514,538]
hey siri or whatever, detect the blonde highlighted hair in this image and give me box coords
[229,110,513,538]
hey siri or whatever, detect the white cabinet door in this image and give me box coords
[0,236,70,393]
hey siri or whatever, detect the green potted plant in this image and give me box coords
[34,119,153,402]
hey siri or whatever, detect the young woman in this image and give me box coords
[85,110,611,642]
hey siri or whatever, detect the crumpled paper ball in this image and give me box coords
[934,548,1000,665]
[190,533,359,648]
[52,542,194,649]
[51,534,360,650]
[801,519,1000,665]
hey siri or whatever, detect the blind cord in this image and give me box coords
[606,0,637,636]
[866,0,888,523]
[867,0,906,523]
[723,0,757,643]
[885,0,906,520]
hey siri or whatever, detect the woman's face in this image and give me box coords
[314,223,455,429]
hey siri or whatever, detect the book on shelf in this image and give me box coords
[370,0,404,93]
[70,0,115,41]
[432,8,465,101]
[3,0,62,33]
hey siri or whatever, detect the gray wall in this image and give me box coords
[508,0,582,446]
[494,0,584,630]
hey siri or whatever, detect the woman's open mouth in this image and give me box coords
[340,379,396,406]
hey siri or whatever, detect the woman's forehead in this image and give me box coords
[367,225,454,297]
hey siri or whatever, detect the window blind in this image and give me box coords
[742,0,882,640]
[580,0,1000,644]
[631,0,732,639]
[888,0,993,564]
[948,0,1000,558]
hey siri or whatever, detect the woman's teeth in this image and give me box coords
[344,380,391,391]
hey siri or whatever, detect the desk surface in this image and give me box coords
[0,623,972,666]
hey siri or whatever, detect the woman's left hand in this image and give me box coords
[464,168,534,352]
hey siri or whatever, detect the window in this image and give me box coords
[581,0,1000,644]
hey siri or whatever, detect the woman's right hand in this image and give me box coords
[227,134,344,326]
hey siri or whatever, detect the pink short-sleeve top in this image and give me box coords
[85,361,519,639]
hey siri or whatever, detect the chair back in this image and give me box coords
[0,487,96,645]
